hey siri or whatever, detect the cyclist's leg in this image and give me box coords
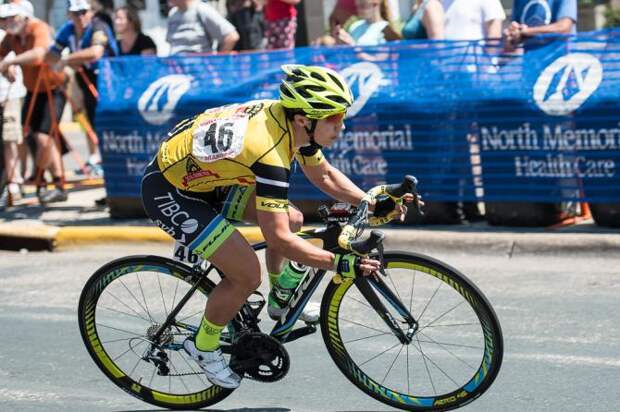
[220,185,303,275]
[142,162,261,325]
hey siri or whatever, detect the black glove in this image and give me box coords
[334,253,362,278]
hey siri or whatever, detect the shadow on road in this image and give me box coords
[115,408,292,412]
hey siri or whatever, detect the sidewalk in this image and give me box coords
[0,182,618,254]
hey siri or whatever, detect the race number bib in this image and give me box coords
[173,241,206,268]
[192,115,248,163]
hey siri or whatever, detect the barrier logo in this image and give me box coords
[520,0,551,27]
[340,62,390,117]
[138,74,193,125]
[533,53,603,116]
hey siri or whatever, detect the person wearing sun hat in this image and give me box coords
[46,0,118,174]
[0,0,68,204]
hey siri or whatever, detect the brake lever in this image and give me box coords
[376,241,388,277]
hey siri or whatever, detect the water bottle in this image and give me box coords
[268,261,311,316]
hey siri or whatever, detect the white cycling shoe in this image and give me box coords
[183,339,241,389]
[267,301,320,324]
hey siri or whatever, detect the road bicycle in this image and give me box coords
[78,176,503,411]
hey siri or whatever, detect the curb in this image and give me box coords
[1,223,618,255]
[0,224,266,251]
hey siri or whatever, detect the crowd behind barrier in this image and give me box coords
[96,31,620,217]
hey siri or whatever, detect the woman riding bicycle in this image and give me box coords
[140,64,412,388]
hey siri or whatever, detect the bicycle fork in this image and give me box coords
[354,275,419,345]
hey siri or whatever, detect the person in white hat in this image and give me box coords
[46,0,118,174]
[0,1,69,204]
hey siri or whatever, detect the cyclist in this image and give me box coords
[141,64,411,389]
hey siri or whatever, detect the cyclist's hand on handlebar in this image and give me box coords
[335,253,381,278]
[369,193,420,226]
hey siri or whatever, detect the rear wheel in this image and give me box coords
[78,255,233,409]
[320,252,503,411]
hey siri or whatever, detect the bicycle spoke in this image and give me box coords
[408,271,416,315]
[415,335,437,395]
[112,341,143,362]
[422,322,479,328]
[102,336,135,344]
[414,337,461,388]
[418,301,465,333]
[417,331,478,369]
[148,363,157,388]
[386,272,402,302]
[417,280,442,323]
[344,294,373,310]
[103,290,151,323]
[339,317,390,335]
[167,356,192,394]
[406,345,411,394]
[343,331,391,344]
[97,322,145,338]
[178,309,204,323]
[136,273,155,324]
[157,275,168,318]
[381,344,404,385]
[171,279,180,311]
[118,278,155,324]
[99,304,150,323]
[358,342,401,367]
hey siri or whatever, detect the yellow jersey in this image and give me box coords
[157,100,325,213]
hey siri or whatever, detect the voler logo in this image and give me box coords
[533,53,603,116]
[340,62,390,117]
[138,74,193,125]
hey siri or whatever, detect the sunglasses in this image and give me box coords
[325,112,346,122]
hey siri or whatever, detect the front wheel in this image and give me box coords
[320,252,503,411]
[78,255,234,410]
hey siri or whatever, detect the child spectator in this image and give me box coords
[264,0,300,50]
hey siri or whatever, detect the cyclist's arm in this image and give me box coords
[257,209,337,271]
[300,158,366,206]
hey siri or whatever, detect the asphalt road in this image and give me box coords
[0,243,619,412]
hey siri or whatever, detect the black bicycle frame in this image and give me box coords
[152,221,418,347]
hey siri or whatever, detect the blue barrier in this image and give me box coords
[97,31,620,204]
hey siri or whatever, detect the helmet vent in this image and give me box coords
[327,73,345,91]
[297,87,312,98]
[305,85,325,92]
[328,95,349,104]
[310,102,333,109]
[280,84,294,98]
[310,72,326,82]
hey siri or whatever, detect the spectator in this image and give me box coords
[114,6,157,55]
[329,0,400,29]
[0,2,68,204]
[401,0,444,40]
[0,2,29,204]
[47,0,118,174]
[264,0,300,50]
[167,0,239,55]
[226,0,265,51]
[442,0,504,41]
[91,0,115,36]
[330,0,401,46]
[505,0,577,51]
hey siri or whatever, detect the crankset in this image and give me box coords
[229,332,290,382]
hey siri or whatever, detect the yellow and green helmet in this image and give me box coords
[279,65,354,119]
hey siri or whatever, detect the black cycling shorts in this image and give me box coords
[141,159,254,259]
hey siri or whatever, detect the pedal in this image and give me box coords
[284,325,317,342]
[247,291,266,317]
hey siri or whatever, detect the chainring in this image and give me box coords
[229,332,290,382]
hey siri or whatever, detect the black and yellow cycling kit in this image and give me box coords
[141,100,325,258]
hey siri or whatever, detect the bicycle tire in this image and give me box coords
[320,252,503,411]
[78,255,234,410]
